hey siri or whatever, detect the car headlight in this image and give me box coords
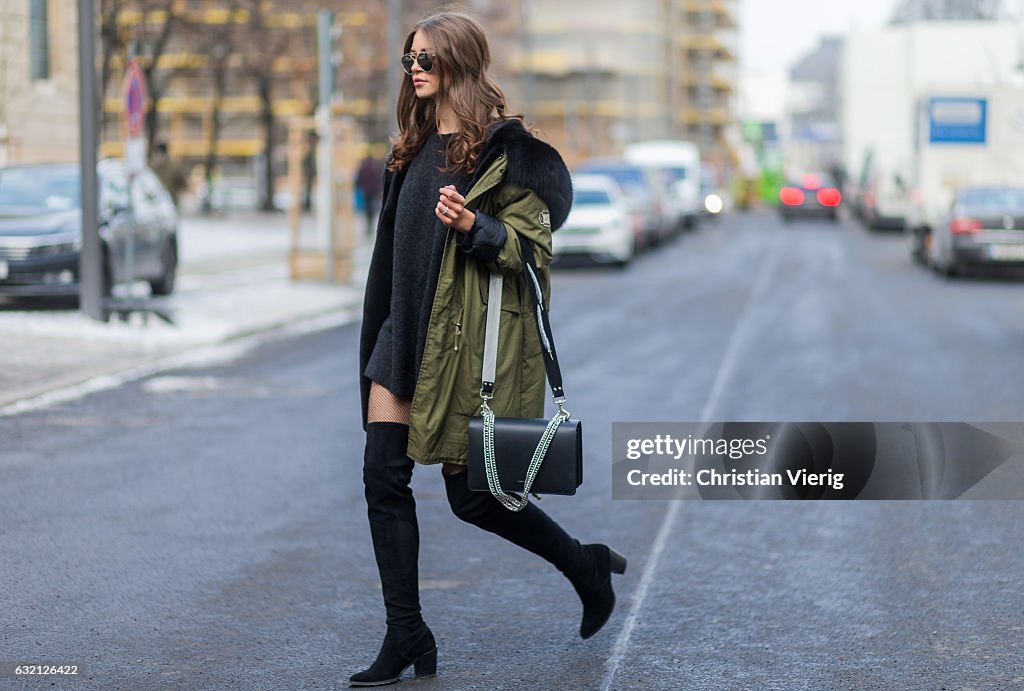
[704,193,724,214]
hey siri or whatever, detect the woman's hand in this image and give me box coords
[436,185,475,233]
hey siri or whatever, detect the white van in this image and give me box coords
[624,140,702,231]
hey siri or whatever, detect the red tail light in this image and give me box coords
[950,217,982,234]
[817,188,842,207]
[780,187,805,206]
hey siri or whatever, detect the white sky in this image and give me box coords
[740,0,897,74]
[738,0,898,118]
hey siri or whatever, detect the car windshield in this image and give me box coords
[578,165,645,187]
[0,167,81,211]
[959,189,1024,216]
[574,189,612,206]
[660,167,688,184]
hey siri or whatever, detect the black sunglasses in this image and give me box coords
[401,50,434,75]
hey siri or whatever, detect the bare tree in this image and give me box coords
[99,0,125,112]
[200,3,245,214]
[130,0,184,155]
[236,1,317,212]
[98,0,187,153]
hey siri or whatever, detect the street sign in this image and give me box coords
[928,97,987,144]
[123,59,147,176]
[123,59,147,138]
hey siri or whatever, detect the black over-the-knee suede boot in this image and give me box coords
[443,469,627,639]
[350,423,437,687]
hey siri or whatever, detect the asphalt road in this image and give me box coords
[2,211,1023,690]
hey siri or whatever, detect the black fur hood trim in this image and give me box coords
[472,119,574,231]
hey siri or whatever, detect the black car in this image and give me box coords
[0,160,178,298]
[926,186,1024,276]
[779,173,842,222]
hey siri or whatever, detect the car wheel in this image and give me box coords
[913,229,930,266]
[149,239,177,296]
[615,237,636,269]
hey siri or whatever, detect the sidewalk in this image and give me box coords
[0,211,372,411]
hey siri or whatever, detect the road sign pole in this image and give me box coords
[123,60,148,301]
[78,0,103,320]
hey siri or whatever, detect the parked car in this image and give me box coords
[923,185,1024,276]
[624,140,702,231]
[574,158,669,249]
[852,149,909,231]
[0,160,179,298]
[552,174,634,266]
[779,172,842,222]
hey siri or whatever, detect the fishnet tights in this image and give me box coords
[367,381,465,476]
[367,382,411,424]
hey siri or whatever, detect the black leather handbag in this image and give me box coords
[467,238,583,511]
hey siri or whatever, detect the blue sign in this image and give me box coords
[928,97,987,144]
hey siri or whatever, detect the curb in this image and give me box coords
[0,302,363,418]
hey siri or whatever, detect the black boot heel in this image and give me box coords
[349,628,436,687]
[574,544,629,640]
[413,647,437,678]
[609,548,627,575]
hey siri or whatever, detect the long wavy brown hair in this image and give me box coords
[387,12,523,174]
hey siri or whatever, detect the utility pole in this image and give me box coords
[316,11,335,282]
[78,0,103,320]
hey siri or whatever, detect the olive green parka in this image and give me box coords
[359,119,574,464]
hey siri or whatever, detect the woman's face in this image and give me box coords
[407,31,440,100]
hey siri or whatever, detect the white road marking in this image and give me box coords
[600,252,777,691]
[699,253,778,424]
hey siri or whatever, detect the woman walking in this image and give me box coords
[353,12,627,686]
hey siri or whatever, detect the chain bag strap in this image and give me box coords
[476,237,572,512]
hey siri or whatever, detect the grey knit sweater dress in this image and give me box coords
[364,132,472,399]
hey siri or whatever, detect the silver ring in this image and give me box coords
[442,204,449,216]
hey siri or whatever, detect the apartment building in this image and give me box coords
[0,0,80,164]
[521,0,738,166]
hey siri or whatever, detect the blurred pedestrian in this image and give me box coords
[356,153,384,237]
[302,130,316,212]
[352,11,627,687]
[150,142,189,208]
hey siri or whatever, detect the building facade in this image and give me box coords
[522,0,739,168]
[890,0,1004,23]
[0,0,80,165]
[786,36,844,177]
[0,1,738,200]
